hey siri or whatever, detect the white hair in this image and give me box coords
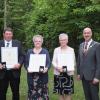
[59,33,68,40]
[33,35,43,43]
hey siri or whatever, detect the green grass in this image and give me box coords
[7,67,85,100]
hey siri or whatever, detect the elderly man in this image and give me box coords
[77,27,100,100]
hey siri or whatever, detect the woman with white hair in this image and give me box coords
[52,33,76,100]
[24,35,51,100]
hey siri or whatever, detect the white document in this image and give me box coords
[28,54,46,72]
[1,47,18,69]
[57,53,75,71]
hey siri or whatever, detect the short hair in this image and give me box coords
[3,27,13,34]
[83,27,92,34]
[59,33,68,40]
[33,35,43,43]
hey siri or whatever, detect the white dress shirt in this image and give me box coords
[4,40,12,47]
[4,40,12,70]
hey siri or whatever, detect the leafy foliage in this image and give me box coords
[0,0,100,54]
[25,0,100,55]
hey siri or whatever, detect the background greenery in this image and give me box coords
[0,0,100,55]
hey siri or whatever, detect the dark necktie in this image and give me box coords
[84,42,88,55]
[84,42,88,50]
[6,42,9,47]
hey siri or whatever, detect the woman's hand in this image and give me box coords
[43,67,48,73]
[56,67,63,73]
[13,63,21,69]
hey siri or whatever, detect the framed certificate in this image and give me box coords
[1,47,18,69]
[28,54,46,72]
[57,52,75,71]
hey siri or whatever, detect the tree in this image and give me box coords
[0,0,99,53]
[25,0,100,55]
[0,0,35,46]
[4,0,7,29]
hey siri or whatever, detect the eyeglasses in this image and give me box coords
[59,39,67,41]
[34,41,42,42]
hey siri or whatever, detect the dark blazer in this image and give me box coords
[77,40,100,80]
[0,40,24,79]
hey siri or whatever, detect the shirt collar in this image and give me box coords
[87,39,93,46]
[4,40,12,44]
[85,39,93,47]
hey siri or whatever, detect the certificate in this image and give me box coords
[57,52,75,71]
[28,54,46,72]
[1,47,18,69]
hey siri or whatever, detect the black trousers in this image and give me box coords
[82,77,99,100]
[0,70,20,100]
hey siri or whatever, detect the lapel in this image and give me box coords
[1,40,16,47]
[80,42,84,54]
[1,40,5,47]
[88,40,96,49]
[81,40,97,56]
[12,40,16,47]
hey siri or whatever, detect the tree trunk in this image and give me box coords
[4,0,7,29]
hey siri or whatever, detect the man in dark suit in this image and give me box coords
[77,27,100,100]
[0,27,24,100]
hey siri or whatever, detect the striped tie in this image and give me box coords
[84,42,88,55]
[6,42,9,47]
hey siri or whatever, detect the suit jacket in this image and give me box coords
[77,40,100,80]
[0,40,24,79]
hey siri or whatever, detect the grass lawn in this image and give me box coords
[7,67,85,100]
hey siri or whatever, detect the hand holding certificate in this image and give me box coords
[28,54,46,72]
[1,47,18,69]
[57,52,75,72]
[0,62,6,69]
[13,63,21,69]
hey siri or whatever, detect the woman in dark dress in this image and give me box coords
[24,35,51,100]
